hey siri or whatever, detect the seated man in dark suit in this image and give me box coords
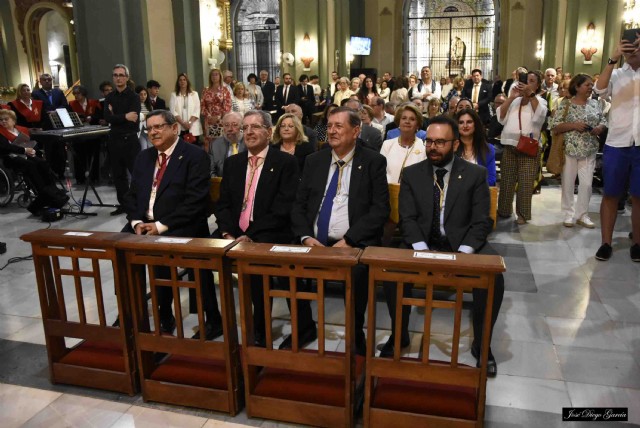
[290,106,390,354]
[344,99,384,152]
[387,115,504,376]
[122,109,222,340]
[215,110,299,346]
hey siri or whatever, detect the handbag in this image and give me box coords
[515,103,539,157]
[182,132,197,144]
[546,101,571,175]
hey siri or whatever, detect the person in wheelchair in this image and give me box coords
[0,109,68,215]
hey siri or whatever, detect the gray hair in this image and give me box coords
[113,63,130,77]
[222,111,243,123]
[244,109,272,128]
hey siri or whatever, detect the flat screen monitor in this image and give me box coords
[350,36,371,56]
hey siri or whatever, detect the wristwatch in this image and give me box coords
[607,57,619,65]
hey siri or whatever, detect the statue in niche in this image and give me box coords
[450,36,466,69]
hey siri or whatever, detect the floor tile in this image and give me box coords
[110,405,209,428]
[485,375,571,414]
[546,317,628,351]
[21,393,131,428]
[492,313,553,344]
[556,345,640,389]
[492,339,563,380]
[0,383,62,428]
[566,382,640,425]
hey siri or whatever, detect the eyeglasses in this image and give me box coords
[241,124,268,132]
[112,73,127,78]
[145,123,171,132]
[424,139,455,147]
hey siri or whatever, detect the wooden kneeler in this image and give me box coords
[360,247,505,428]
[228,242,363,428]
[21,229,137,395]
[116,235,241,414]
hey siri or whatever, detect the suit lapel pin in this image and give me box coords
[179,155,183,160]
[270,168,274,172]
[458,175,462,179]
[358,165,362,170]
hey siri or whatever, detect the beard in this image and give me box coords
[429,148,454,167]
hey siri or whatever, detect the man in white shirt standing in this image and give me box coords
[413,66,442,107]
[593,33,640,262]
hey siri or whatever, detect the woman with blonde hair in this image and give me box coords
[272,113,314,172]
[201,68,231,142]
[231,82,254,115]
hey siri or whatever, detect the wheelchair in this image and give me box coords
[0,158,36,208]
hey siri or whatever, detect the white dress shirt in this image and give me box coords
[593,63,640,147]
[380,137,426,184]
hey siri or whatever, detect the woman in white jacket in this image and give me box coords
[169,73,203,143]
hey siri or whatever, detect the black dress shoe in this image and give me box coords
[471,346,497,377]
[379,336,410,358]
[110,207,125,216]
[160,315,176,334]
[278,327,317,350]
[595,243,613,261]
[191,322,223,340]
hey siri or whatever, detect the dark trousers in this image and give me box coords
[295,263,369,344]
[72,138,101,183]
[108,133,140,205]
[384,241,504,351]
[155,265,222,326]
[43,140,66,178]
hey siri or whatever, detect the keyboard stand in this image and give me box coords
[77,141,118,215]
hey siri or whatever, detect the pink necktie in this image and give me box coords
[239,156,260,232]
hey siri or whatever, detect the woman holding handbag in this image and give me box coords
[550,73,607,228]
[170,73,203,144]
[496,70,548,224]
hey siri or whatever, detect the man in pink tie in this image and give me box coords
[215,110,299,346]
[121,110,222,341]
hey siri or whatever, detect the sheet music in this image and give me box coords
[56,108,74,128]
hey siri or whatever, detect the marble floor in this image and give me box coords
[1,182,639,427]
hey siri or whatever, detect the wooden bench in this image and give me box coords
[115,234,241,414]
[360,246,505,428]
[227,242,363,428]
[21,229,137,395]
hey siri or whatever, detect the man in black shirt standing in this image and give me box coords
[104,64,140,215]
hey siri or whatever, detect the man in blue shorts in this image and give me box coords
[593,33,640,261]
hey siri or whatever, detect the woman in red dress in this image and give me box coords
[200,68,231,148]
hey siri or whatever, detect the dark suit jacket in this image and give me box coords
[150,96,166,110]
[273,140,314,172]
[274,85,300,119]
[32,88,69,129]
[291,145,390,247]
[358,125,383,152]
[297,84,315,117]
[462,79,493,123]
[123,139,210,238]
[303,125,319,151]
[216,147,299,243]
[260,80,276,111]
[399,156,492,252]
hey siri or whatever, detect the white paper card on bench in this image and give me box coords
[413,251,456,261]
[156,237,192,244]
[270,245,311,253]
[64,231,93,236]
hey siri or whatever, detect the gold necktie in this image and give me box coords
[472,84,479,104]
[232,142,238,155]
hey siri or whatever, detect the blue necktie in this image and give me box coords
[316,160,344,245]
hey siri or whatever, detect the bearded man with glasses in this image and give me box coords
[104,63,141,215]
[384,115,504,377]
